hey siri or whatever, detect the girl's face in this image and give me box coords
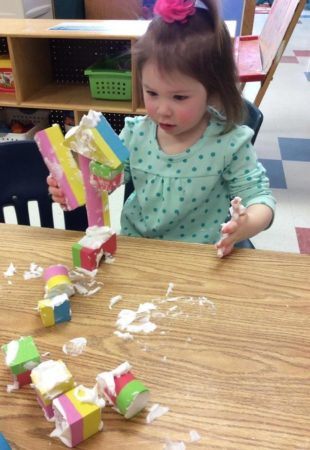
[142,60,208,142]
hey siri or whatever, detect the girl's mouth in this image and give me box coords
[159,123,176,131]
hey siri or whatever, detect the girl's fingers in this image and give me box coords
[46,174,58,187]
[221,220,238,234]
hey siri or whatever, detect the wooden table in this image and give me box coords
[0,223,309,449]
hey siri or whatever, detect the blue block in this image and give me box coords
[0,433,12,450]
[54,299,71,324]
[97,115,129,163]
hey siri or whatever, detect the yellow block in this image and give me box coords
[102,191,110,227]
[47,125,86,206]
[46,274,72,292]
[92,128,122,168]
[31,360,74,405]
[66,388,101,440]
[38,299,55,327]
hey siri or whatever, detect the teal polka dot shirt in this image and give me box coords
[119,115,275,244]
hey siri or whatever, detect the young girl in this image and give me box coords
[48,0,275,257]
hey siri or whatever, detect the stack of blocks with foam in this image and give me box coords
[30,358,104,446]
[35,110,130,272]
[1,338,150,448]
[31,359,75,421]
[37,264,74,327]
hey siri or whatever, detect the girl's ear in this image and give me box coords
[206,93,221,110]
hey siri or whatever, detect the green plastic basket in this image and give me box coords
[85,57,132,101]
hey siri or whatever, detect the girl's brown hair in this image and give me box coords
[133,0,244,133]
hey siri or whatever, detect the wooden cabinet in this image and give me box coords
[0,18,148,129]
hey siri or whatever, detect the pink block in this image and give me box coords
[106,372,135,405]
[79,233,117,270]
[115,372,135,395]
[43,264,69,281]
[36,395,54,420]
[57,395,83,447]
[102,233,117,255]
[80,246,102,271]
[79,154,106,227]
[35,129,81,210]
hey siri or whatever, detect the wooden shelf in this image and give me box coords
[0,18,149,128]
[0,92,18,106]
[19,83,134,113]
[0,19,150,39]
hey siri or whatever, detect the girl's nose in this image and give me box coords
[157,100,171,117]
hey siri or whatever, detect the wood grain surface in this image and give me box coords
[0,224,309,449]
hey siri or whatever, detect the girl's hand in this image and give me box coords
[215,216,247,257]
[215,203,273,257]
[46,174,67,209]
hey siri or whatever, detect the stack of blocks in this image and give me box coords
[34,109,128,227]
[72,226,117,271]
[38,265,74,328]
[1,336,40,387]
[35,110,129,270]
[31,359,75,421]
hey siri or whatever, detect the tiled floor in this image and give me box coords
[246,8,310,253]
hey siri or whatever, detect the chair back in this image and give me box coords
[0,140,87,230]
[243,98,264,144]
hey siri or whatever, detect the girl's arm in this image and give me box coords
[215,203,273,257]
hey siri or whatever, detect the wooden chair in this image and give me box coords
[0,140,88,230]
[234,0,306,106]
[221,0,256,35]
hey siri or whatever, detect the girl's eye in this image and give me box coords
[145,90,157,97]
[174,95,188,101]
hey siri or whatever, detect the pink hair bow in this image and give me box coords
[154,0,196,23]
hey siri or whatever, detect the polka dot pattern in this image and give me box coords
[119,115,276,243]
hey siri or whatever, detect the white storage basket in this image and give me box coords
[0,108,49,142]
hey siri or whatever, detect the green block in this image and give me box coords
[2,336,40,375]
[72,242,82,267]
[116,379,150,418]
[89,160,123,180]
